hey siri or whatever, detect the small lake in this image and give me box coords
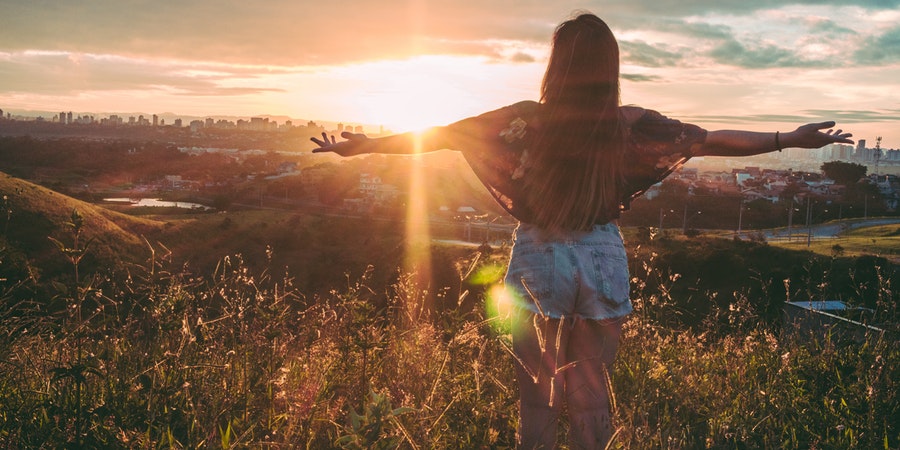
[104,198,211,210]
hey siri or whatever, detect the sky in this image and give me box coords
[1,0,899,147]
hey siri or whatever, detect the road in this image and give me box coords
[760,217,900,241]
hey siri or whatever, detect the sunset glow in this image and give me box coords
[0,2,897,143]
[311,56,543,132]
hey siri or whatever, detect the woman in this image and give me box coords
[312,12,853,449]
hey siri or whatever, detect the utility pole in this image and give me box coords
[787,197,794,241]
[806,196,812,247]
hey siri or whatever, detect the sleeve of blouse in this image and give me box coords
[447,101,538,217]
[623,109,708,205]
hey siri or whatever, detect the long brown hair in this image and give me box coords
[524,13,625,231]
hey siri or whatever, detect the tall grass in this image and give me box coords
[0,218,897,448]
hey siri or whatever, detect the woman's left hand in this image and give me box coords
[786,121,854,149]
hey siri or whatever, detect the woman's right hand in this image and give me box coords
[311,131,370,157]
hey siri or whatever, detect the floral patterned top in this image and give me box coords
[439,100,707,224]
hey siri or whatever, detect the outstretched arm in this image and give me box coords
[311,126,457,157]
[692,121,853,157]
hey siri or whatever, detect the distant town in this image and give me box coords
[0,108,388,139]
[0,107,898,230]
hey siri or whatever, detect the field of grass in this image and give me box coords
[0,171,897,448]
[1,231,896,448]
[773,223,900,261]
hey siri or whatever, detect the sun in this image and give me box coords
[342,56,493,133]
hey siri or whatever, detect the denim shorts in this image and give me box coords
[504,222,632,320]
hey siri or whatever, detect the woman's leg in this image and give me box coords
[511,308,568,449]
[563,317,623,449]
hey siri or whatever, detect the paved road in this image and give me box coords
[762,217,900,241]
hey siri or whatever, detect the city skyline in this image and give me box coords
[1,1,899,144]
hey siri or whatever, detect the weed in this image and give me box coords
[0,213,896,448]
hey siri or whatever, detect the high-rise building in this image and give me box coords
[153,114,159,127]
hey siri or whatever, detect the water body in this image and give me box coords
[104,198,210,210]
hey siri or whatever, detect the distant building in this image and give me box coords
[359,173,398,203]
[250,117,269,131]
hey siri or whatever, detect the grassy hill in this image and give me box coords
[153,209,482,299]
[0,172,163,279]
[0,171,896,448]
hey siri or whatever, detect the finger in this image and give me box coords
[807,121,836,131]
[310,136,325,146]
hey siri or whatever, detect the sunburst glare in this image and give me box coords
[403,134,432,300]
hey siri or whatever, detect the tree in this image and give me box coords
[820,161,867,185]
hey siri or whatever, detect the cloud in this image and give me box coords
[620,40,686,67]
[0,1,558,66]
[2,0,898,68]
[686,109,900,125]
[605,0,900,17]
[806,18,857,37]
[664,21,734,41]
[622,73,662,82]
[708,38,829,69]
[802,108,900,123]
[510,52,537,63]
[0,52,285,97]
[854,26,900,64]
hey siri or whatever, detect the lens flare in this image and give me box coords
[484,283,518,335]
[402,133,432,301]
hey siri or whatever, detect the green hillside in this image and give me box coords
[0,172,163,278]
